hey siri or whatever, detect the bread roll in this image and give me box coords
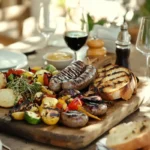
[106,120,150,150]
[87,47,107,57]
[87,39,104,48]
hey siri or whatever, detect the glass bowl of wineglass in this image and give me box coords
[136,16,150,80]
[37,1,56,48]
[64,6,88,61]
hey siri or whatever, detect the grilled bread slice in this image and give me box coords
[106,120,150,150]
[93,64,138,101]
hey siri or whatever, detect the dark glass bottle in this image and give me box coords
[115,21,131,68]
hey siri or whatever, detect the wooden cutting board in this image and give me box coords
[0,79,146,150]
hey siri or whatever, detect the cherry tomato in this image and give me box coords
[68,98,82,110]
[6,69,25,77]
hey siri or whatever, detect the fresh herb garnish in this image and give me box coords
[7,76,41,103]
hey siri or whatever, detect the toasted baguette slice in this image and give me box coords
[106,120,150,150]
[93,64,138,100]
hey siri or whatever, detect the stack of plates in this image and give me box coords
[0,49,28,72]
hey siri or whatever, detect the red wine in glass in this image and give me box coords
[64,31,88,60]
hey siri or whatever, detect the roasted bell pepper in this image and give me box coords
[68,97,101,121]
[43,72,51,86]
[56,99,68,111]
[68,98,82,110]
[29,66,43,73]
[41,86,55,97]
[6,69,25,77]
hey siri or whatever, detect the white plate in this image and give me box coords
[0,49,28,71]
[7,36,45,54]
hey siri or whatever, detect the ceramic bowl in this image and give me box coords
[43,50,74,70]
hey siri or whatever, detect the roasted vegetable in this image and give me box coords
[39,97,58,113]
[59,89,81,98]
[34,70,50,85]
[45,64,57,73]
[41,86,55,97]
[6,69,25,77]
[67,97,101,121]
[0,72,7,88]
[41,108,60,125]
[24,111,41,125]
[29,66,43,73]
[11,111,25,120]
[0,89,16,108]
[68,98,82,110]
[7,76,41,103]
[34,92,44,105]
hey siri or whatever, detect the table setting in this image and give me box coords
[0,2,150,150]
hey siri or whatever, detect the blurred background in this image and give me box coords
[0,0,149,47]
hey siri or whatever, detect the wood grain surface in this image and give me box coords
[0,79,145,150]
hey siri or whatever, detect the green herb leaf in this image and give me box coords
[95,18,107,26]
[87,13,95,32]
[7,76,42,104]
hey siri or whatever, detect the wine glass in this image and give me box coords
[136,16,150,80]
[64,7,88,61]
[37,1,56,48]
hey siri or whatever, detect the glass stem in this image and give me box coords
[146,55,150,80]
[74,51,77,61]
[44,34,51,47]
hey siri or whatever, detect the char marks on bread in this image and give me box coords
[86,64,138,101]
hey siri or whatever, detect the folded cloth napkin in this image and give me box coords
[90,24,120,41]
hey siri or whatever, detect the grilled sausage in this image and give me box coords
[62,65,96,91]
[61,110,89,128]
[49,61,86,92]
[81,96,107,116]
[83,102,107,116]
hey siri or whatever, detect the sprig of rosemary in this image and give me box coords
[7,76,41,103]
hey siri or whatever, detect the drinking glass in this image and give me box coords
[37,1,56,48]
[64,7,88,61]
[136,16,150,80]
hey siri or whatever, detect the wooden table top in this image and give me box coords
[0,37,150,150]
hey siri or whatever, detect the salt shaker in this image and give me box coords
[115,20,131,68]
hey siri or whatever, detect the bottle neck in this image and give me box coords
[116,44,130,50]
